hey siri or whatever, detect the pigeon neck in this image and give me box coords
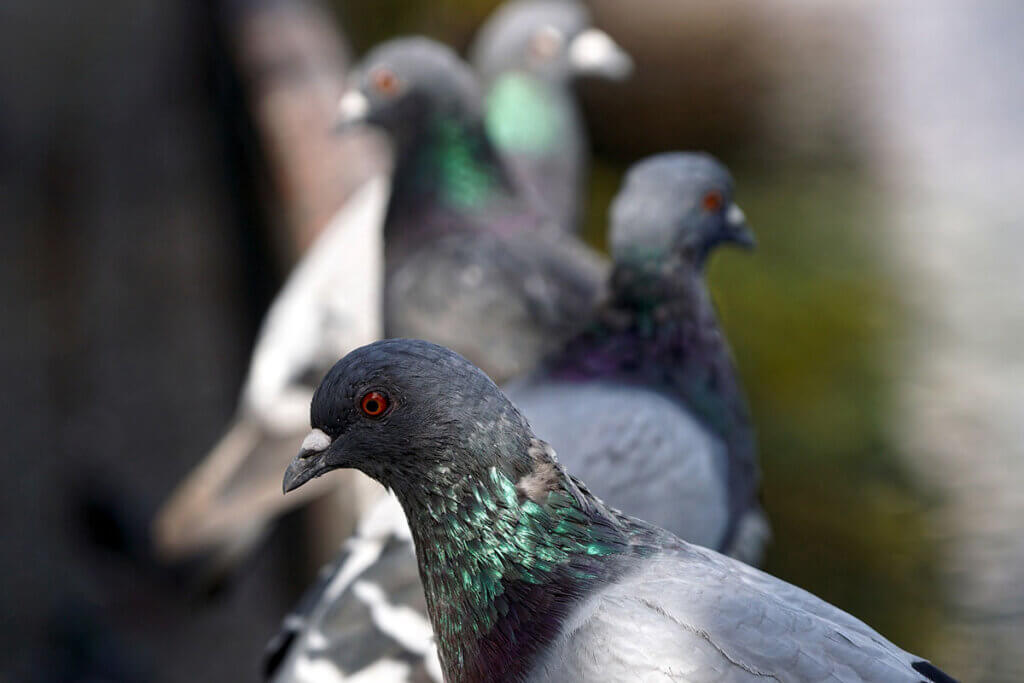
[548,256,759,550]
[391,114,516,217]
[391,441,640,683]
[551,257,750,440]
[485,71,570,156]
[613,257,715,320]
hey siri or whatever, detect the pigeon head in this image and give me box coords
[336,37,485,149]
[470,0,632,84]
[283,339,534,495]
[610,152,754,271]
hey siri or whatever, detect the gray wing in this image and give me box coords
[386,230,606,383]
[268,496,442,683]
[536,547,954,683]
[153,177,387,562]
[507,380,732,553]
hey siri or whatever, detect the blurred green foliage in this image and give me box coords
[709,165,943,652]
[330,0,500,53]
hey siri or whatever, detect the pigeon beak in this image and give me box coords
[723,203,756,249]
[334,90,370,133]
[283,429,333,493]
[568,29,633,80]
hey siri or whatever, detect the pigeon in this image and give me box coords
[336,36,607,383]
[155,37,606,567]
[505,152,766,564]
[470,0,633,231]
[263,153,768,681]
[153,176,389,563]
[281,339,957,683]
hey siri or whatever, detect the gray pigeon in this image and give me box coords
[507,152,766,563]
[470,0,632,231]
[154,37,606,567]
[281,339,956,683]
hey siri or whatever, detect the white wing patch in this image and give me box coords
[242,174,388,428]
[352,580,434,655]
[291,656,350,683]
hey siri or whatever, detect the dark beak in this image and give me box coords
[724,203,756,249]
[282,429,333,493]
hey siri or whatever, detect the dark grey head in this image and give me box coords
[609,152,754,270]
[336,37,484,149]
[470,0,632,84]
[283,340,534,495]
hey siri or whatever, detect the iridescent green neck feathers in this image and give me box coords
[392,440,654,683]
[397,115,509,213]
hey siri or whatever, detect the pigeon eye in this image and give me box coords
[702,190,724,213]
[529,26,565,61]
[370,68,401,97]
[359,391,389,418]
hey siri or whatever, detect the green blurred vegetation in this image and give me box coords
[708,165,943,652]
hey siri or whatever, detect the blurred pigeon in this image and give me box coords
[506,152,765,563]
[337,37,607,382]
[265,153,767,681]
[470,0,632,231]
[280,339,957,683]
[154,37,606,567]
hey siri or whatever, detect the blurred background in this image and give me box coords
[2,0,1022,680]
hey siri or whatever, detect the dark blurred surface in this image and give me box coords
[2,0,1022,680]
[0,1,295,680]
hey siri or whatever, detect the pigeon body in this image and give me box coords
[471,0,632,231]
[507,152,765,561]
[266,153,767,680]
[281,339,956,683]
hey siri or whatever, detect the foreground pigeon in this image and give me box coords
[281,339,956,683]
[471,0,632,231]
[155,37,606,565]
[264,152,767,681]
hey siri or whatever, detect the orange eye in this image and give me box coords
[370,68,401,96]
[360,391,389,417]
[702,190,724,213]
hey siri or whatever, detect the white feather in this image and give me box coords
[242,175,388,431]
[352,580,434,656]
